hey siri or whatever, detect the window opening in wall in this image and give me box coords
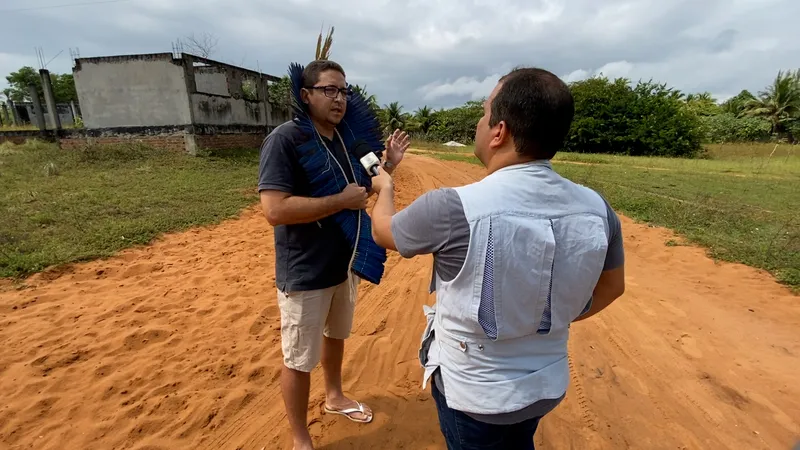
[241,78,258,101]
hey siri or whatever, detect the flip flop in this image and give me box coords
[323,401,373,423]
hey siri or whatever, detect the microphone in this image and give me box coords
[352,139,381,176]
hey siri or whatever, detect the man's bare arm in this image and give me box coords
[370,180,397,251]
[260,184,367,226]
[573,265,625,321]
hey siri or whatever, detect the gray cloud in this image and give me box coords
[1,0,798,111]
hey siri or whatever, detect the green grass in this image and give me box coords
[418,142,800,291]
[0,139,260,278]
[2,138,797,292]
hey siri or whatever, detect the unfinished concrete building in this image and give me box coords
[63,52,291,152]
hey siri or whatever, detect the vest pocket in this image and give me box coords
[547,215,608,330]
[489,216,556,339]
[419,304,437,367]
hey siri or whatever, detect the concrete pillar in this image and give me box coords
[262,77,272,127]
[39,69,62,129]
[184,132,198,155]
[7,99,19,125]
[70,101,80,123]
[28,84,47,131]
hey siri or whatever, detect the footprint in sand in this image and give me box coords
[677,333,703,359]
[611,365,650,395]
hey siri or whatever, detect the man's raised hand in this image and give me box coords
[385,129,411,168]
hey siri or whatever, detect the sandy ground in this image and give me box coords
[1,154,798,450]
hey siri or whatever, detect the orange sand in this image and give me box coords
[1,155,798,449]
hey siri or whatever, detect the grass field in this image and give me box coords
[414,142,800,290]
[0,140,260,279]
[2,139,798,292]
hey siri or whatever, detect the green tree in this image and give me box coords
[51,73,78,103]
[684,92,720,116]
[4,67,78,103]
[744,69,800,140]
[426,100,484,143]
[566,76,703,157]
[413,106,434,133]
[720,90,756,117]
[268,75,292,111]
[5,66,41,102]
[381,102,407,133]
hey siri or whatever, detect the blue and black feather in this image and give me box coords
[287,62,387,284]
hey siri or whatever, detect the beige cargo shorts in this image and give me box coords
[277,277,359,373]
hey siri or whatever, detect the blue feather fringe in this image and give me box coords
[287,62,387,284]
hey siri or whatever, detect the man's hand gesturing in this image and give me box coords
[338,183,368,210]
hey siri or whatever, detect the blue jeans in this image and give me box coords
[432,382,542,450]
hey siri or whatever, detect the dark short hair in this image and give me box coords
[489,67,574,160]
[302,60,346,88]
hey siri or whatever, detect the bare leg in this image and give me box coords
[321,336,371,421]
[281,366,314,450]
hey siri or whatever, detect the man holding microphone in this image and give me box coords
[259,59,409,450]
[369,67,626,449]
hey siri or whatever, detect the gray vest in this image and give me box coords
[418,160,610,415]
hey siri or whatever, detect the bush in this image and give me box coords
[565,77,704,157]
[699,113,772,143]
[425,100,483,144]
[786,119,800,143]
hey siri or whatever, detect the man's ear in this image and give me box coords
[300,88,310,104]
[489,121,508,150]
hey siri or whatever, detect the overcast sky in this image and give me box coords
[1,0,798,111]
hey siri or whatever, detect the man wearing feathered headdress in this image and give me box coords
[258,59,409,450]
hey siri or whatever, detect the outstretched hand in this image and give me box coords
[385,129,410,168]
[371,166,393,194]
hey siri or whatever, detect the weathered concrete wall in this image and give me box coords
[194,67,229,96]
[73,53,192,128]
[269,103,292,125]
[191,94,266,126]
[19,103,77,127]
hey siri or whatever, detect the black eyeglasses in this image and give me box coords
[307,85,352,100]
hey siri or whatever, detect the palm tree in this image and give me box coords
[684,92,720,116]
[315,25,334,60]
[721,90,756,117]
[744,69,800,138]
[381,102,406,134]
[414,106,434,133]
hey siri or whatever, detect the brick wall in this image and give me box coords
[3,128,265,152]
[59,134,186,151]
[0,135,29,145]
[0,130,58,145]
[194,133,265,150]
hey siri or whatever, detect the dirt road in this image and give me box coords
[1,154,798,450]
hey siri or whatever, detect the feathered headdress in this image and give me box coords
[287,62,387,284]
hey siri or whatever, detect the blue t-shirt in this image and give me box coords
[258,120,358,292]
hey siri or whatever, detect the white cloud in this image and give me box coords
[418,74,500,101]
[0,0,798,110]
[562,69,590,83]
[0,53,39,98]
